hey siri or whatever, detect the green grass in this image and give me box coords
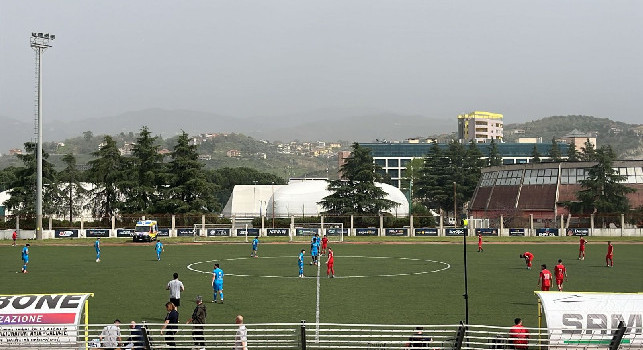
[1,239,641,328]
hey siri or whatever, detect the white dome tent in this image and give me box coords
[222,179,409,218]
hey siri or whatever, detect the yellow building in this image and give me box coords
[457,111,503,143]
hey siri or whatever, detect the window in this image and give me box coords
[387,159,399,167]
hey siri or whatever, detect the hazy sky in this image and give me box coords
[1,1,642,124]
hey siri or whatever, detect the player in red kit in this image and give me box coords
[509,318,529,350]
[477,234,483,252]
[538,264,553,291]
[326,247,335,278]
[554,259,568,291]
[520,252,534,269]
[320,235,329,256]
[578,236,587,260]
[606,241,614,267]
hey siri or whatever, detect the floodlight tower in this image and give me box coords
[30,32,55,240]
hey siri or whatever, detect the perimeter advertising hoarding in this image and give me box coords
[54,229,78,238]
[236,228,260,236]
[536,228,560,236]
[565,228,590,236]
[325,228,348,236]
[0,293,92,346]
[116,229,135,237]
[355,228,378,236]
[207,228,230,237]
[509,228,525,236]
[176,228,196,237]
[475,228,499,236]
[266,228,289,236]
[414,228,438,236]
[158,228,170,237]
[535,292,643,347]
[384,228,408,236]
[295,228,319,236]
[85,229,109,238]
[445,228,467,236]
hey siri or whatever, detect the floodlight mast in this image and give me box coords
[30,32,54,240]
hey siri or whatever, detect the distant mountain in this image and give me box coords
[0,109,453,152]
[505,115,643,158]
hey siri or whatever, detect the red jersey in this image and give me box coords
[540,269,552,287]
[478,235,482,246]
[607,243,613,256]
[509,325,529,349]
[524,252,534,261]
[12,231,17,240]
[321,236,328,247]
[579,238,586,250]
[554,264,566,279]
[327,250,334,264]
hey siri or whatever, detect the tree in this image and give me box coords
[580,138,596,161]
[400,158,423,213]
[319,143,398,215]
[87,136,126,219]
[530,145,541,163]
[55,153,88,222]
[548,137,562,162]
[4,142,59,217]
[577,146,633,215]
[566,142,580,162]
[416,142,449,211]
[122,126,164,213]
[159,132,220,213]
[487,139,502,166]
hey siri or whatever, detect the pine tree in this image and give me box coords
[566,142,580,162]
[416,142,449,211]
[580,138,597,161]
[56,153,88,222]
[531,145,541,163]
[87,136,126,219]
[320,143,398,214]
[487,139,502,166]
[160,132,219,213]
[578,146,633,215]
[123,126,165,213]
[4,142,59,217]
[548,137,562,162]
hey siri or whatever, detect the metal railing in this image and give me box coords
[0,322,639,349]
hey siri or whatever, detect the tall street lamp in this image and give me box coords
[30,32,55,240]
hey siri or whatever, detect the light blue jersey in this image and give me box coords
[94,239,101,261]
[22,246,29,262]
[155,241,163,261]
[252,238,259,249]
[298,252,304,266]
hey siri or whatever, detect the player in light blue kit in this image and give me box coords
[298,249,305,278]
[21,243,30,273]
[155,240,164,261]
[250,236,259,258]
[94,238,101,262]
[212,263,224,303]
[310,234,320,266]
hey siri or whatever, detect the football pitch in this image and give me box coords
[1,239,642,328]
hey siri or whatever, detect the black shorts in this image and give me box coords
[170,298,180,307]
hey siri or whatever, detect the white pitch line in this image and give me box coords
[315,257,321,342]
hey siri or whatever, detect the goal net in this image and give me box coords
[290,222,344,243]
[192,223,250,243]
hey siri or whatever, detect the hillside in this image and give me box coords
[504,115,643,158]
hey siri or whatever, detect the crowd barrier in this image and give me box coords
[0,322,638,349]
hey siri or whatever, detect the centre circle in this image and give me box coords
[187,255,450,279]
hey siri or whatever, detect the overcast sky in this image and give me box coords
[1,1,641,125]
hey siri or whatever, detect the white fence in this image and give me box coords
[0,322,639,349]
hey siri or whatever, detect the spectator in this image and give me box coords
[124,321,144,349]
[186,295,207,350]
[509,318,529,349]
[406,326,431,348]
[233,315,247,350]
[166,272,185,310]
[99,319,122,350]
[161,302,179,349]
